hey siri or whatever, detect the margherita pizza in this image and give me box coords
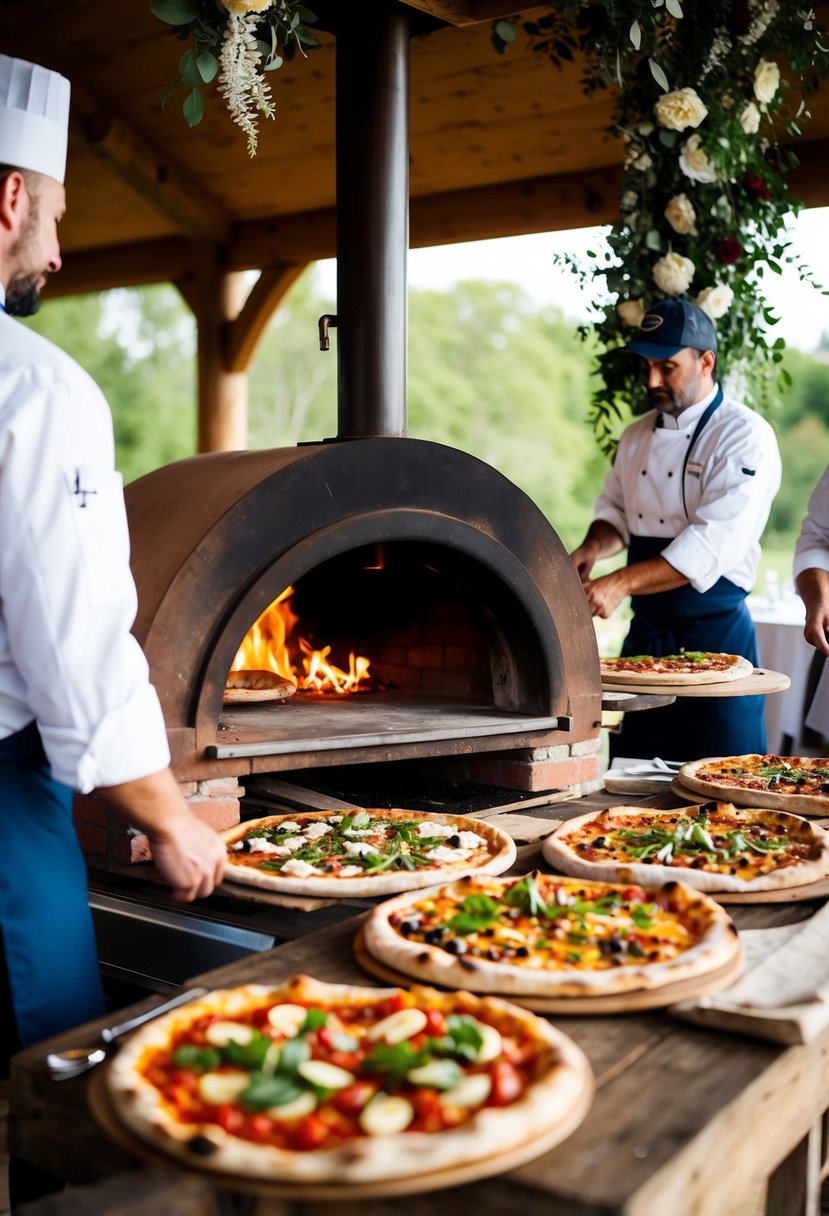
[678,754,829,816]
[361,871,739,997]
[106,975,593,1185]
[222,809,516,897]
[542,803,829,894]
[600,651,753,686]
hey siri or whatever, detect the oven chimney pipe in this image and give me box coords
[335,5,410,439]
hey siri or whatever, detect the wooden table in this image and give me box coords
[10,791,829,1216]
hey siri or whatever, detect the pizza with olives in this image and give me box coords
[106,975,593,1185]
[600,651,753,686]
[678,755,829,816]
[542,803,829,893]
[361,871,740,998]
[221,809,516,896]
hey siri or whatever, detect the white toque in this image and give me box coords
[0,55,71,184]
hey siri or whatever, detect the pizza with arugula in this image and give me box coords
[678,755,829,816]
[600,651,753,686]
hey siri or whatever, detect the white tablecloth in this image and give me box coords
[749,597,814,753]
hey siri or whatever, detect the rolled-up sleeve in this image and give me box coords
[0,353,170,791]
[793,465,829,579]
[660,422,781,593]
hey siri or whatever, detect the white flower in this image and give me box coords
[654,87,708,132]
[695,284,734,319]
[633,152,652,171]
[222,0,272,11]
[218,10,275,156]
[621,190,639,211]
[679,133,717,183]
[739,101,762,134]
[617,299,646,327]
[664,193,697,235]
[753,59,781,104]
[652,252,695,295]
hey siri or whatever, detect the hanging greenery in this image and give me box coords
[494,2,829,454]
[149,0,318,156]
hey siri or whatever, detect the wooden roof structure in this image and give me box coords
[2,0,828,449]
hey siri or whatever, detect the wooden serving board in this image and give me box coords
[87,1062,594,1201]
[218,879,336,912]
[352,927,743,1014]
[600,668,789,698]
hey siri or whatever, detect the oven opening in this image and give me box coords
[210,540,564,762]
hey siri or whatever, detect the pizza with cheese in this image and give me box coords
[361,871,740,997]
[542,803,829,893]
[222,809,516,896]
[678,755,829,816]
[600,651,753,686]
[106,975,593,1185]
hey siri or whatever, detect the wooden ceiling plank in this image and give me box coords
[399,0,528,25]
[70,82,231,243]
[225,264,309,372]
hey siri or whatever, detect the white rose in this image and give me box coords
[664,193,697,235]
[739,101,761,134]
[222,0,272,12]
[633,152,652,171]
[753,59,780,104]
[652,252,695,295]
[679,133,717,183]
[695,284,734,319]
[617,299,647,328]
[654,87,708,132]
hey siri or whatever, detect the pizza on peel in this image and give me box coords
[221,809,516,897]
[361,871,740,998]
[106,975,593,1185]
[542,802,829,894]
[600,651,753,686]
[678,755,829,817]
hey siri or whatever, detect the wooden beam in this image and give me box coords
[225,263,309,373]
[399,0,530,25]
[70,82,230,243]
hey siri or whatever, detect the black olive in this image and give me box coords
[821,784,829,794]
[188,1136,218,1157]
[593,836,607,850]
[444,938,467,955]
[738,858,749,868]
[486,947,500,961]
[425,928,447,945]
[400,919,421,937]
[608,937,624,953]
[481,927,495,937]
[515,946,530,958]
[447,835,461,847]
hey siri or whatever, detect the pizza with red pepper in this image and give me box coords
[222,809,516,896]
[678,755,829,816]
[542,803,829,894]
[362,872,739,997]
[106,975,593,1185]
[600,651,753,685]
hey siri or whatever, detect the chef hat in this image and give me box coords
[0,55,70,184]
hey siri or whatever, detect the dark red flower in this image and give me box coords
[715,237,744,265]
[743,172,771,201]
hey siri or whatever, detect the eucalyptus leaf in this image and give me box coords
[180,50,206,87]
[263,56,285,73]
[665,0,683,16]
[195,52,218,84]
[658,128,679,147]
[495,19,517,43]
[648,58,670,91]
[182,88,204,128]
[629,20,641,50]
[645,229,662,251]
[150,0,197,25]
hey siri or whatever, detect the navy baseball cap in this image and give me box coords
[624,299,717,359]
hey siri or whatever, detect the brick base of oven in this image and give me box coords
[426,737,603,794]
[74,778,242,867]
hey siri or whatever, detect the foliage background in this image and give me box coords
[21,266,829,559]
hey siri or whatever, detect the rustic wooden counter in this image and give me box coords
[10,790,829,1216]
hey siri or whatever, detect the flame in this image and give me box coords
[231,586,371,694]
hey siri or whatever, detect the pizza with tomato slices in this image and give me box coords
[106,975,593,1185]
[542,803,829,894]
[600,651,753,686]
[222,809,516,897]
[361,871,740,998]
[678,755,829,816]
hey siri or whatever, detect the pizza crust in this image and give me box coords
[222,809,517,897]
[679,756,829,817]
[542,806,829,893]
[224,670,297,703]
[362,875,740,997]
[106,975,593,1184]
[601,653,753,686]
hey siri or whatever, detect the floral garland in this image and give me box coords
[495,2,829,453]
[150,0,318,155]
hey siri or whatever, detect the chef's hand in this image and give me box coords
[148,813,228,902]
[797,569,829,658]
[582,572,628,619]
[570,544,597,582]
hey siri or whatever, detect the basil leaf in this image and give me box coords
[278,1035,311,1076]
[172,1045,220,1071]
[223,1030,274,1070]
[241,1073,307,1111]
[447,894,500,935]
[300,1008,328,1033]
[504,874,548,917]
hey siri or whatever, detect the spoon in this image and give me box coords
[46,985,209,1081]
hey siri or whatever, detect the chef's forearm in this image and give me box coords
[621,555,690,597]
[96,767,197,840]
[796,567,829,657]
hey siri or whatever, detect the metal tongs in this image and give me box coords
[46,985,209,1081]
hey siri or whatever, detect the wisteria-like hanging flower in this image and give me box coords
[218,9,275,155]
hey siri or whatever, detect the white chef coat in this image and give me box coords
[593,386,781,593]
[0,310,171,792]
[793,464,829,733]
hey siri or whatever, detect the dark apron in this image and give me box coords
[0,721,105,1048]
[611,388,766,763]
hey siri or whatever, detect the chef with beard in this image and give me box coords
[570,298,781,762]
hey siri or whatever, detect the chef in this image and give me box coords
[0,54,227,1080]
[570,298,781,761]
[793,465,829,739]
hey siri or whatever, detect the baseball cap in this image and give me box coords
[0,55,71,184]
[624,299,718,359]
